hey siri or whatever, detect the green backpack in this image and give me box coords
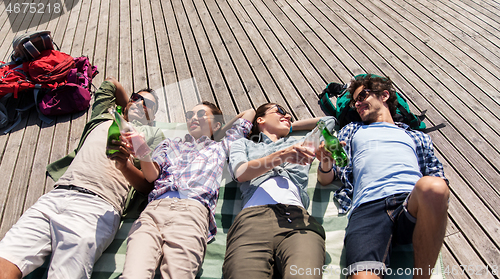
[319,74,428,131]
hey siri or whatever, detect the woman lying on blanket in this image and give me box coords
[223,103,337,279]
[115,102,255,279]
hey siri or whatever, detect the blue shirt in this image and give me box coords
[334,122,448,214]
[351,122,422,211]
[229,116,337,209]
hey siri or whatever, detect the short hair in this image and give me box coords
[347,74,398,116]
[135,88,159,114]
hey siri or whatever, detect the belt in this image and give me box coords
[56,185,99,197]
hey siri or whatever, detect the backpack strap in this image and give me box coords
[33,84,54,124]
[23,41,41,60]
[396,102,426,130]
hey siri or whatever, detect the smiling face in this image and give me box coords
[185,104,222,140]
[123,91,157,125]
[255,104,293,139]
[352,85,392,124]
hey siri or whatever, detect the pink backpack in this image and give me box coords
[38,56,98,116]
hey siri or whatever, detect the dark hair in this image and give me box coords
[347,74,398,116]
[199,101,224,140]
[200,101,224,124]
[135,88,159,114]
[248,103,276,141]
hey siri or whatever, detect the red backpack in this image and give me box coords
[25,49,75,85]
[0,63,35,98]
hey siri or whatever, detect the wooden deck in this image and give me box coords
[1,0,499,277]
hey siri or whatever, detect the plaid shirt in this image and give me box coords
[149,119,252,241]
[333,122,448,214]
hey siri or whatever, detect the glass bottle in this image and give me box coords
[106,106,122,156]
[302,126,321,153]
[108,107,151,159]
[317,120,349,167]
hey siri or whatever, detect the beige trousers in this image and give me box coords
[120,197,209,279]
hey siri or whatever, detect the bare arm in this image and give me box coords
[291,117,321,131]
[234,143,315,182]
[216,108,256,140]
[316,142,336,186]
[106,77,129,107]
[139,156,161,183]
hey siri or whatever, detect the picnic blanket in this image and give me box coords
[27,127,445,279]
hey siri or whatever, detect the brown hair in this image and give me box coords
[248,103,276,141]
[347,74,398,116]
[199,101,224,140]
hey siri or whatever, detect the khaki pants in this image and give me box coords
[120,198,209,279]
[223,204,325,279]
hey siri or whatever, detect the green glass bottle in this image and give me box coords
[317,120,349,167]
[106,105,122,156]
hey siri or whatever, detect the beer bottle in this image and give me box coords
[317,120,348,167]
[106,106,122,156]
[108,107,151,159]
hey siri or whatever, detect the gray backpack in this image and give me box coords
[11,30,57,63]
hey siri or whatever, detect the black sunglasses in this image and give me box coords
[130,92,158,113]
[185,109,208,121]
[350,89,378,107]
[266,105,294,121]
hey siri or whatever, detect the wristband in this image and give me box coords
[318,162,333,173]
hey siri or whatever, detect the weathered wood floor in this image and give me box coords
[0,0,499,278]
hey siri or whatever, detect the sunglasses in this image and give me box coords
[350,89,378,107]
[185,109,211,121]
[266,105,293,122]
[130,92,158,113]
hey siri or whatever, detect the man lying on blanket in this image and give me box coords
[0,77,165,279]
[116,102,255,279]
[322,74,449,279]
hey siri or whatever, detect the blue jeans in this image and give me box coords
[344,193,416,275]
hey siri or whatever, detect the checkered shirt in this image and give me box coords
[149,119,252,241]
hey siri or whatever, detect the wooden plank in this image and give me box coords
[139,0,162,91]
[160,0,199,114]
[153,0,186,122]
[204,0,268,109]
[138,0,168,123]
[280,0,356,82]
[263,0,328,94]
[0,115,29,238]
[395,0,500,83]
[170,0,204,110]
[229,0,314,119]
[422,0,500,63]
[239,0,320,117]
[217,0,292,112]
[130,0,147,91]
[0,111,40,236]
[441,244,466,279]
[444,231,495,279]
[446,196,499,278]
[0,0,36,61]
[171,0,215,108]
[183,0,234,116]
[119,0,133,93]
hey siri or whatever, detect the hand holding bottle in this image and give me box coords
[109,107,152,160]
